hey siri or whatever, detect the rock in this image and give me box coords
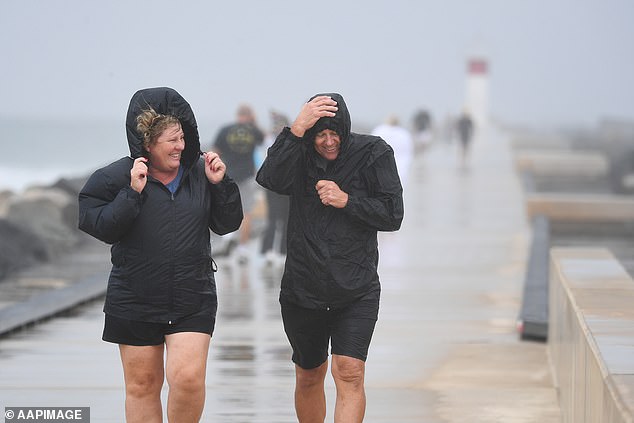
[0,175,95,282]
[50,176,89,197]
[0,190,15,218]
[0,219,49,280]
[5,187,81,257]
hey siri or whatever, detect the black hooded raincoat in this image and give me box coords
[256,93,404,310]
[78,87,243,323]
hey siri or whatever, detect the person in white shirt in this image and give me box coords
[372,115,415,189]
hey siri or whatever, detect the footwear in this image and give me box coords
[264,250,276,266]
[236,245,249,265]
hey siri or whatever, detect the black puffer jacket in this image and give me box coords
[256,93,403,309]
[78,87,243,323]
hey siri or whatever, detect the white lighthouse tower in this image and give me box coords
[464,55,489,129]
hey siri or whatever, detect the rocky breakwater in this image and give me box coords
[0,176,91,281]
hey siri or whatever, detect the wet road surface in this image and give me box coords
[0,127,561,422]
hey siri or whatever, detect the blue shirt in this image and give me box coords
[165,166,184,194]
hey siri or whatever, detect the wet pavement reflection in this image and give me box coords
[204,259,297,422]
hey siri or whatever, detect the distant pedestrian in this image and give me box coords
[456,110,474,167]
[411,109,433,154]
[260,110,290,266]
[257,93,403,422]
[78,87,243,423]
[372,115,415,189]
[212,104,264,263]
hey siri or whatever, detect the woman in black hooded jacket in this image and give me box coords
[78,87,242,422]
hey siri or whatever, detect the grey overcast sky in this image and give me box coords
[1,0,633,131]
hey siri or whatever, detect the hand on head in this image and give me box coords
[290,96,338,138]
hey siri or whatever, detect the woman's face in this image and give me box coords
[147,123,185,173]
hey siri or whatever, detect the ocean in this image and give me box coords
[1,118,128,193]
[1,117,224,193]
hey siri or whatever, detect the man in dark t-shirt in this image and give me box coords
[213,104,264,262]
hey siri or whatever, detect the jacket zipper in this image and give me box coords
[168,188,176,323]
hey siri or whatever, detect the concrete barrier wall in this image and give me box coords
[549,248,634,423]
[526,194,634,222]
[515,150,609,177]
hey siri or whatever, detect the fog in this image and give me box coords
[2,0,633,134]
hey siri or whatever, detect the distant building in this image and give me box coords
[464,56,489,128]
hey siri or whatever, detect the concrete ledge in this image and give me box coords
[548,248,634,423]
[515,150,608,177]
[0,272,107,336]
[526,193,634,222]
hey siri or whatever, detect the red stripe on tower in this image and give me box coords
[468,58,488,75]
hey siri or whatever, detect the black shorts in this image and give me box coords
[103,307,217,346]
[280,293,379,369]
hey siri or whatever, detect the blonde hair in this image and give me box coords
[136,108,181,150]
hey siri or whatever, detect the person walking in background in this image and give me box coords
[411,108,433,154]
[259,110,290,267]
[456,109,474,168]
[372,115,415,190]
[257,93,404,422]
[212,104,264,263]
[78,87,243,422]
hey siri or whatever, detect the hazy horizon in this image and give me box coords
[2,0,634,133]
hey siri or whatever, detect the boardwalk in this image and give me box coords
[0,127,561,422]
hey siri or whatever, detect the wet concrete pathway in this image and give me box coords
[0,127,561,422]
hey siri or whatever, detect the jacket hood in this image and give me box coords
[304,93,351,149]
[125,87,200,167]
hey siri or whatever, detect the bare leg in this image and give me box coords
[119,344,165,423]
[240,213,252,245]
[331,355,366,423]
[237,213,252,263]
[295,361,328,423]
[165,332,211,423]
